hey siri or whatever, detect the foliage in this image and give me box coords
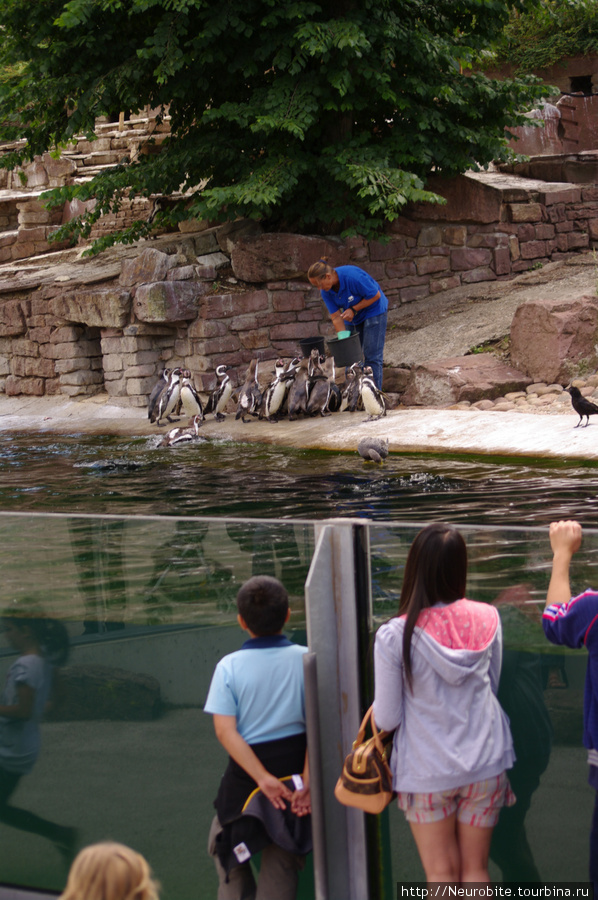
[490,0,598,73]
[0,0,552,248]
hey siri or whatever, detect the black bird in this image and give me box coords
[567,385,598,427]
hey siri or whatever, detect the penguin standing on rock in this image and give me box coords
[235,359,262,423]
[286,358,311,421]
[340,364,362,413]
[306,355,334,417]
[179,371,204,420]
[327,358,342,413]
[154,369,182,425]
[360,366,387,421]
[205,365,234,421]
[260,360,287,422]
[358,437,389,462]
[148,368,171,423]
[159,415,205,447]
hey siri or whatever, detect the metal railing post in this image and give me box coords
[304,518,372,900]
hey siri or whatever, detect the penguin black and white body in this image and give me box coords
[148,368,171,422]
[159,415,205,447]
[205,365,234,421]
[179,371,205,420]
[360,367,387,421]
[306,355,334,417]
[326,358,342,412]
[340,364,362,413]
[277,358,301,417]
[154,368,182,425]
[358,437,389,462]
[286,358,311,421]
[235,359,262,423]
[260,359,287,422]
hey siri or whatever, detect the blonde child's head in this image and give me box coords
[59,842,160,900]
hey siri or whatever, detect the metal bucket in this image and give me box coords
[326,332,363,367]
[299,336,326,358]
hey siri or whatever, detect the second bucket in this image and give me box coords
[299,335,326,358]
[326,332,363,367]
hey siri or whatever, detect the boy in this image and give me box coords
[542,519,598,889]
[205,575,311,900]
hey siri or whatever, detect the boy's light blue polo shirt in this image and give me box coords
[204,635,308,745]
[320,265,388,325]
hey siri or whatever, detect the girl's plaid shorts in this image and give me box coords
[397,771,516,826]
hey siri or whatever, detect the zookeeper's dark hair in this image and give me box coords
[236,575,289,636]
[398,524,467,690]
[307,258,334,280]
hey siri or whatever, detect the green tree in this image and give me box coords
[490,0,598,74]
[0,0,550,249]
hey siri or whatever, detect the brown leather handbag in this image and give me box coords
[334,705,396,814]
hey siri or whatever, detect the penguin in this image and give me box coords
[360,367,387,421]
[326,358,342,413]
[286,358,311,421]
[277,357,302,417]
[306,355,334,417]
[159,415,205,447]
[154,368,182,425]
[259,359,287,422]
[147,368,171,422]
[235,359,262,423]
[205,364,234,421]
[340,364,362,413]
[357,437,389,462]
[179,371,205,420]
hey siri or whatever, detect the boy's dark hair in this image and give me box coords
[237,575,289,636]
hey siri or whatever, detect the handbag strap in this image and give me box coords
[353,704,386,755]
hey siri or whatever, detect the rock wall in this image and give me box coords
[1,164,598,404]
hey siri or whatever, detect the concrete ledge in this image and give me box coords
[0,392,593,460]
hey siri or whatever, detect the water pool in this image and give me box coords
[2,431,598,525]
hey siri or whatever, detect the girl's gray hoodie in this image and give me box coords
[373,598,514,793]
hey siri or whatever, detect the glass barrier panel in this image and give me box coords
[0,513,313,899]
[369,523,598,889]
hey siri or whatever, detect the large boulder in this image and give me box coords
[510,295,598,384]
[120,248,170,286]
[50,289,132,329]
[134,281,208,322]
[217,218,263,255]
[402,354,531,407]
[231,233,350,282]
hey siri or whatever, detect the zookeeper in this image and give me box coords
[307,258,388,388]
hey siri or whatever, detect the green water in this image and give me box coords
[3,432,598,525]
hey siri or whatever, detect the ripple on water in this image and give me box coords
[1,434,598,525]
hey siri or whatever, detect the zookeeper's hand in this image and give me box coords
[340,308,355,321]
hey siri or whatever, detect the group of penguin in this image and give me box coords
[147,351,388,448]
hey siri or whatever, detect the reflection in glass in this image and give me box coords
[0,604,76,865]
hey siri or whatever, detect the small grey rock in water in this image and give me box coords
[357,437,389,463]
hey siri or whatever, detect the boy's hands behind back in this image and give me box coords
[258,772,294,810]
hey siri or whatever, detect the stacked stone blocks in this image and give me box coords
[1,166,598,402]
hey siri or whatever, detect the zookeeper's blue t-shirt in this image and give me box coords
[320,265,388,325]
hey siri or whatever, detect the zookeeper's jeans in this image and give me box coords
[356,312,387,389]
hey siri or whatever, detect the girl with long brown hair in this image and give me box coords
[373,524,515,884]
